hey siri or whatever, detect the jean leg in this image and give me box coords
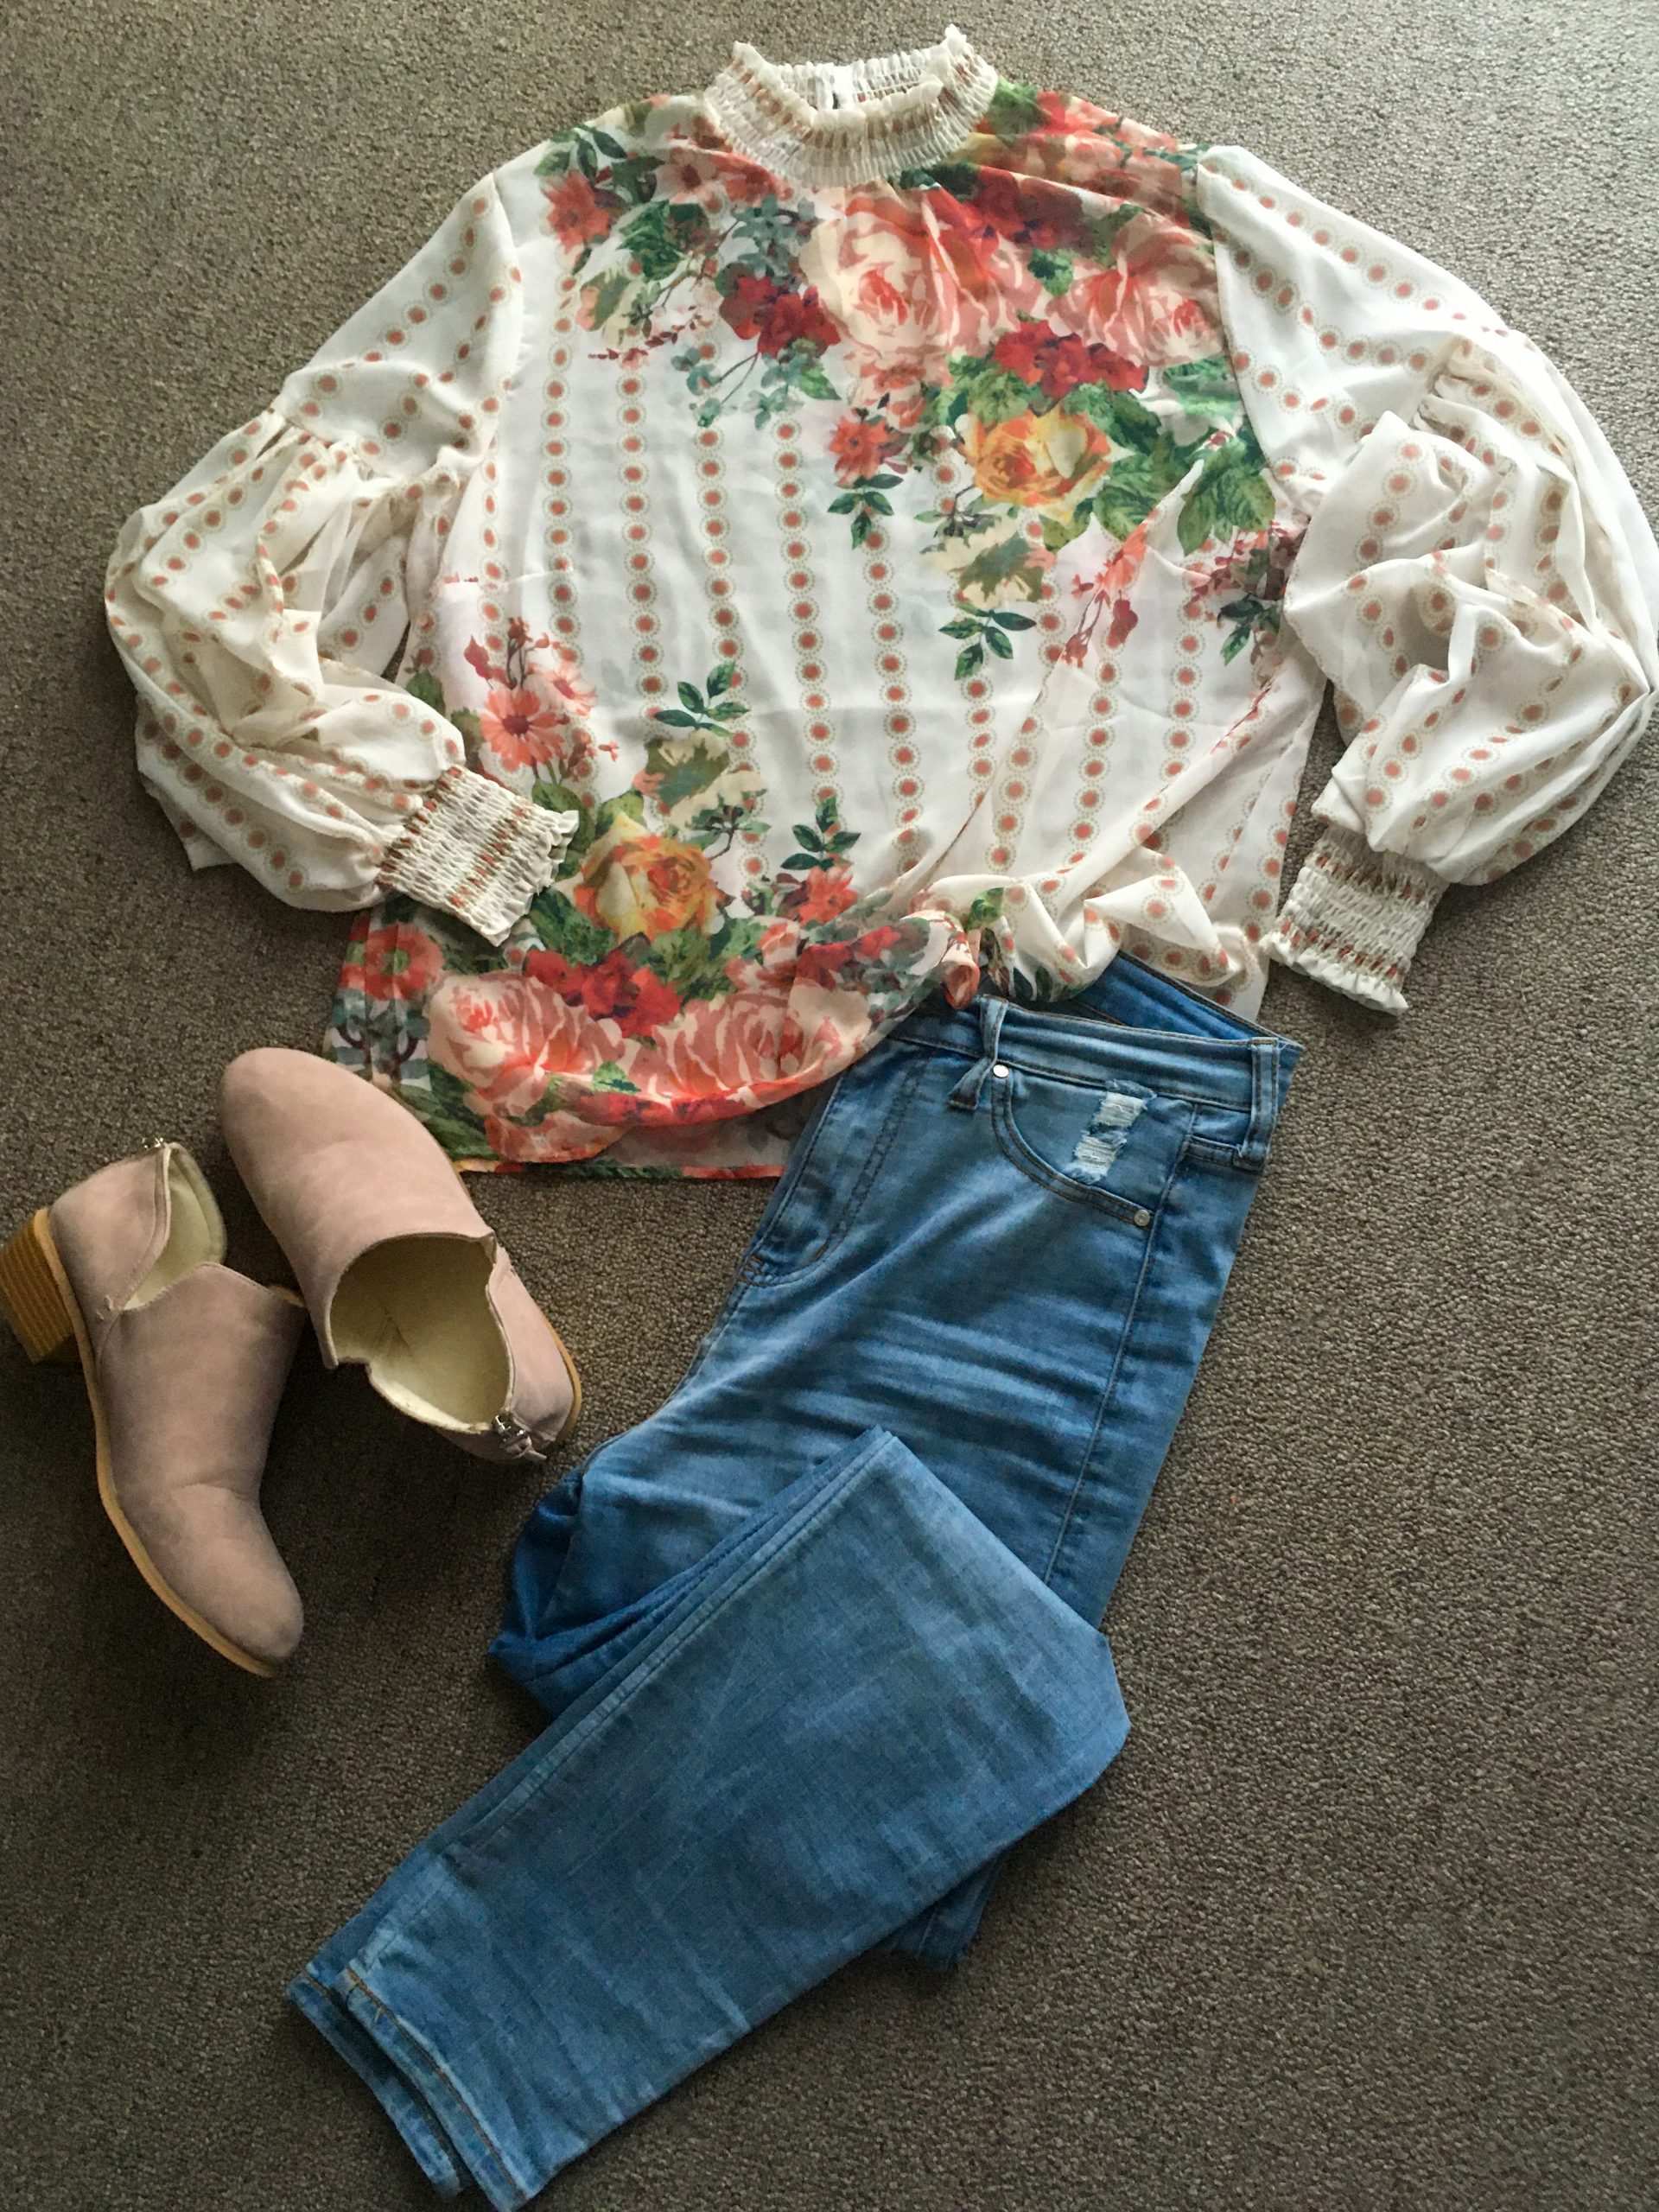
[291,1426,1128,2209]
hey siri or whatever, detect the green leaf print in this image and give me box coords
[1065,383,1164,453]
[588,1061,640,1094]
[1041,505,1095,553]
[1029,248,1075,296]
[944,359,1043,428]
[649,663,752,738]
[640,735,731,810]
[1078,205,1141,264]
[643,921,749,1001]
[986,79,1046,138]
[402,667,446,714]
[583,264,634,334]
[624,199,710,281]
[795,359,840,403]
[924,162,983,199]
[955,532,1050,603]
[1163,353,1247,424]
[531,777,583,816]
[531,780,594,874]
[526,888,617,966]
[963,888,1007,931]
[1177,429,1275,554]
[408,1063,492,1161]
[593,788,646,837]
[1092,432,1192,540]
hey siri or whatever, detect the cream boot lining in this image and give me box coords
[331,1235,509,1432]
[131,1148,226,1310]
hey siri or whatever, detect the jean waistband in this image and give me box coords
[899,956,1303,1152]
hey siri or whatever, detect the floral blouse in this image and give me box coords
[105,28,1659,1175]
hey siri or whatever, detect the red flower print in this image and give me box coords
[524,947,682,1039]
[465,637,506,690]
[991,323,1145,398]
[478,687,569,772]
[717,274,837,355]
[830,415,904,484]
[718,271,779,340]
[779,865,858,924]
[358,923,445,1003]
[990,323,1058,386]
[427,972,630,1122]
[543,171,617,248]
[799,194,1040,410]
[969,168,1076,251]
[757,286,840,359]
[851,925,905,963]
[572,817,721,943]
[644,988,791,1108]
[794,938,855,989]
[661,149,776,212]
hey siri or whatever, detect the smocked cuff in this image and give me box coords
[378,767,577,944]
[1264,823,1447,1014]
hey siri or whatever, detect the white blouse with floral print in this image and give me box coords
[105,28,1659,1176]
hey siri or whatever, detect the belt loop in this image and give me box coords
[946,995,1009,1112]
[1234,1037,1278,1168]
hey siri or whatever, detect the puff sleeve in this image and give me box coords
[105,174,563,944]
[1196,149,1659,1010]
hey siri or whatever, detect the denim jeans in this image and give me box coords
[291,959,1300,2208]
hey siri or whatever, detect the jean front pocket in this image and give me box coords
[744,1043,930,1281]
[988,1061,1194,1228]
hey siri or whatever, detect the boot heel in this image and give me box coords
[0,1210,78,1363]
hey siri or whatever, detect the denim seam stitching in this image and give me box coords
[339,1964,528,2206]
[1184,1130,1267,1174]
[885,1032,1262,1116]
[742,1049,931,1287]
[1037,1147,1176,1591]
[742,1073,853,1264]
[294,1965,462,2183]
[995,1054,1251,1115]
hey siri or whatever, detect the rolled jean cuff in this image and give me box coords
[288,1967,467,2199]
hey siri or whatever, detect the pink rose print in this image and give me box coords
[800,190,1037,409]
[427,971,629,1122]
[1048,213,1222,368]
[644,988,791,1111]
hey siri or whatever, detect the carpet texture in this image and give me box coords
[2,5,1656,2206]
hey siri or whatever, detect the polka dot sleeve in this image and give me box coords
[1197,149,1659,1011]
[103,175,568,945]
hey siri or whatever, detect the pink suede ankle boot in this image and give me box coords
[218,1050,578,1464]
[0,1142,306,1675]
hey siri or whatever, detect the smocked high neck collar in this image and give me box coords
[701,27,1001,189]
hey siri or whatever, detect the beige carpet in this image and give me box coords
[3,4,1656,2205]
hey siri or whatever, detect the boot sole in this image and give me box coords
[0,1209,283,1679]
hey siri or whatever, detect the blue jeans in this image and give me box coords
[291,960,1300,2208]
